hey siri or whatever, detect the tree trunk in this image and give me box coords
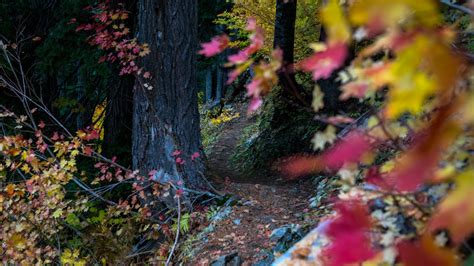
[232,0,316,179]
[102,0,135,162]
[103,75,134,162]
[205,68,213,102]
[133,0,204,190]
[273,0,299,93]
[215,66,223,102]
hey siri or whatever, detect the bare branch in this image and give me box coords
[440,0,473,16]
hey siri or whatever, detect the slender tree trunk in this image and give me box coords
[205,68,213,102]
[102,0,135,162]
[317,25,351,113]
[215,66,223,102]
[233,0,315,179]
[103,75,133,162]
[133,0,204,189]
[273,0,299,93]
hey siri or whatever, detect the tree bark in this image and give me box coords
[103,75,133,162]
[273,0,299,93]
[215,66,223,102]
[133,0,204,189]
[205,68,213,102]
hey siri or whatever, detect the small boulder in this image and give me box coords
[270,224,306,254]
[210,252,242,266]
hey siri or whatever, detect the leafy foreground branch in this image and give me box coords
[201,0,474,264]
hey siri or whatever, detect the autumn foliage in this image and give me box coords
[202,0,474,264]
[2,0,474,264]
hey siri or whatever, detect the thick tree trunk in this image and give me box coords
[133,0,204,189]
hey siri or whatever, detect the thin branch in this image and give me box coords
[440,0,473,16]
[166,196,181,266]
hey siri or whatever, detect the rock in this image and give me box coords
[224,195,242,207]
[273,221,331,265]
[395,213,417,235]
[370,198,387,211]
[270,227,290,242]
[212,206,233,222]
[252,250,274,266]
[259,215,273,224]
[210,252,242,266]
[270,224,306,254]
[242,200,255,206]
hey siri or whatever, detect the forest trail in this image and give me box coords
[196,106,314,265]
[206,106,255,184]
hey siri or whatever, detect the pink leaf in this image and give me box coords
[191,152,200,161]
[227,69,241,84]
[228,50,249,65]
[281,131,372,178]
[248,97,263,113]
[340,82,369,100]
[198,34,229,57]
[300,43,347,80]
[321,130,372,170]
[326,116,354,125]
[246,78,262,98]
[38,120,46,129]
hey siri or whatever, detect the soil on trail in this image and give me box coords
[206,105,257,184]
[197,105,315,265]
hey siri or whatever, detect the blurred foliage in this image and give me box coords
[215,0,320,59]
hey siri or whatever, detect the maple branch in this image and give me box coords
[440,0,473,16]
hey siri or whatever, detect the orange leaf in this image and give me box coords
[397,234,459,266]
[388,106,461,191]
[5,183,15,196]
[430,170,474,243]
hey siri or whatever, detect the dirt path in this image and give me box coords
[196,107,314,265]
[206,107,255,184]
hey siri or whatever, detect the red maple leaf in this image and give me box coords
[300,43,347,80]
[282,131,372,178]
[323,200,376,266]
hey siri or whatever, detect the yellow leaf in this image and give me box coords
[312,85,324,112]
[322,0,351,44]
[383,35,437,118]
[386,71,435,118]
[8,233,26,250]
[349,0,440,29]
[53,209,63,218]
[311,125,337,151]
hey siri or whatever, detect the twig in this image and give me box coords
[440,0,473,16]
[166,196,181,266]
